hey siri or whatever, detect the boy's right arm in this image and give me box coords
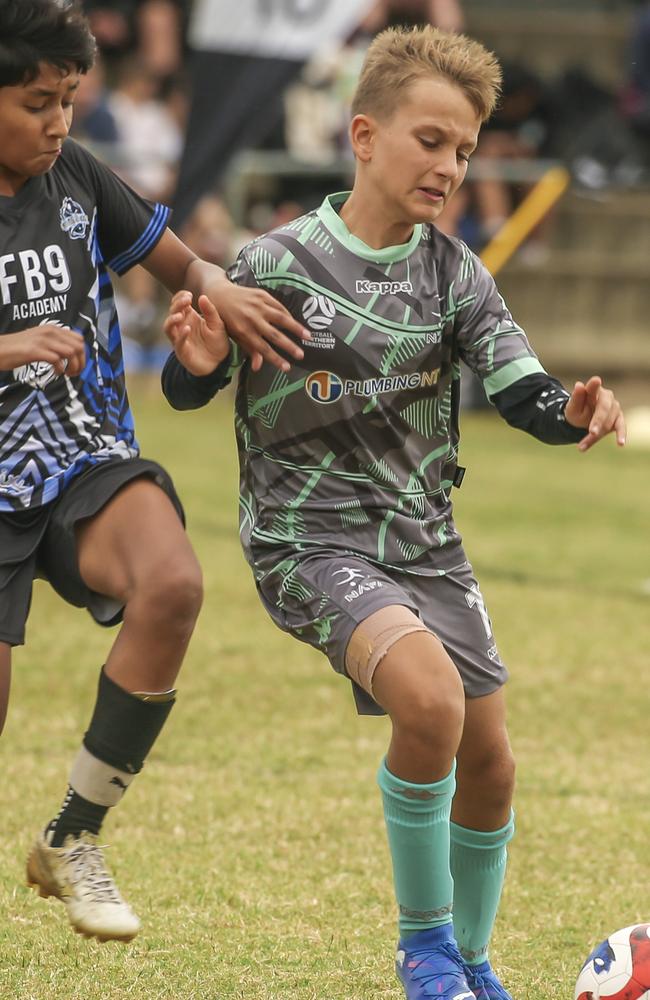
[0,325,86,376]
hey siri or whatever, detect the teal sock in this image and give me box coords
[450,811,515,965]
[377,758,456,940]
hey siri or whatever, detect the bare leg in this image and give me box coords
[75,478,203,692]
[0,642,10,737]
[372,630,465,782]
[27,480,203,941]
[452,688,515,831]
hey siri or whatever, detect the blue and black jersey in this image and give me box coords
[0,138,169,511]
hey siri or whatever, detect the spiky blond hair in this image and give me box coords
[351,25,502,123]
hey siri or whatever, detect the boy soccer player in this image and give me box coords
[161,26,625,1000]
[0,0,306,943]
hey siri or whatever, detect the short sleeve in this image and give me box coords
[452,244,547,400]
[62,140,170,275]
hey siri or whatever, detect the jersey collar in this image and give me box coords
[317,192,423,263]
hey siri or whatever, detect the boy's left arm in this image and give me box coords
[491,372,626,451]
[454,249,625,451]
[562,375,626,451]
[143,229,308,374]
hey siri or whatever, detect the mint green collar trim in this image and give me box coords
[317,192,423,263]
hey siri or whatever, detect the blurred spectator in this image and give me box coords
[284,0,464,165]
[103,54,187,370]
[70,53,120,146]
[361,0,464,33]
[136,0,183,79]
[180,194,251,267]
[472,61,555,245]
[83,0,184,78]
[107,57,184,201]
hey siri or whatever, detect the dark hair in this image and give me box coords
[0,0,96,88]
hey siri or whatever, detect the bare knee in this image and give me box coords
[129,556,203,634]
[392,676,465,748]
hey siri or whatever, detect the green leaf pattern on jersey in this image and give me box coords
[398,540,430,562]
[334,498,372,529]
[401,379,453,438]
[248,245,279,276]
[270,558,315,609]
[362,456,400,487]
[312,612,338,647]
[247,369,290,430]
[229,197,546,577]
[308,225,335,256]
[270,450,337,542]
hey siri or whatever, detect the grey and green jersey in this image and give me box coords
[223,192,546,577]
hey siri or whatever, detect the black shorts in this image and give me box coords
[0,458,184,647]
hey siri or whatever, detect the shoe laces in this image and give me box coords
[465,964,509,1000]
[61,838,122,904]
[406,938,470,994]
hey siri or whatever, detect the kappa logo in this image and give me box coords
[59,196,90,240]
[109,776,128,791]
[302,294,336,330]
[305,370,343,404]
[356,279,413,295]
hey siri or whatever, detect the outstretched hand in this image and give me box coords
[208,280,309,373]
[163,291,230,376]
[564,376,626,452]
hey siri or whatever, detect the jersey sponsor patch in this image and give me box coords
[304,367,441,403]
[305,370,344,403]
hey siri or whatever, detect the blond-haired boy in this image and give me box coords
[163,25,625,999]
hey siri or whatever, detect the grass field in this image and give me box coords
[1,383,649,1000]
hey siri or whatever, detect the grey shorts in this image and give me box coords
[256,551,508,715]
[0,458,184,647]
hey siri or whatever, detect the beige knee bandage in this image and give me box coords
[345,605,432,702]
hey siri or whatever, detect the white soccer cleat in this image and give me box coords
[26,830,141,942]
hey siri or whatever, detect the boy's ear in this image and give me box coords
[348,114,376,163]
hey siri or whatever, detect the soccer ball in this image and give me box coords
[302,294,336,330]
[575,924,650,999]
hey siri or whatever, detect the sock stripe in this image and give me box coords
[69,745,134,807]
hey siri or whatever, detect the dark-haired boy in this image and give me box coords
[0,0,306,943]
[162,23,624,1000]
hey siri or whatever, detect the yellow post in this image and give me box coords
[479,166,571,277]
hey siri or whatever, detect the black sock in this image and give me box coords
[47,667,175,845]
[47,787,108,846]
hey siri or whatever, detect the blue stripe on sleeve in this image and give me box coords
[108,203,171,275]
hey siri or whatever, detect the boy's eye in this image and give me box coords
[419,138,438,149]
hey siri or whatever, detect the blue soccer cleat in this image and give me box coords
[396,923,475,999]
[463,960,513,1000]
